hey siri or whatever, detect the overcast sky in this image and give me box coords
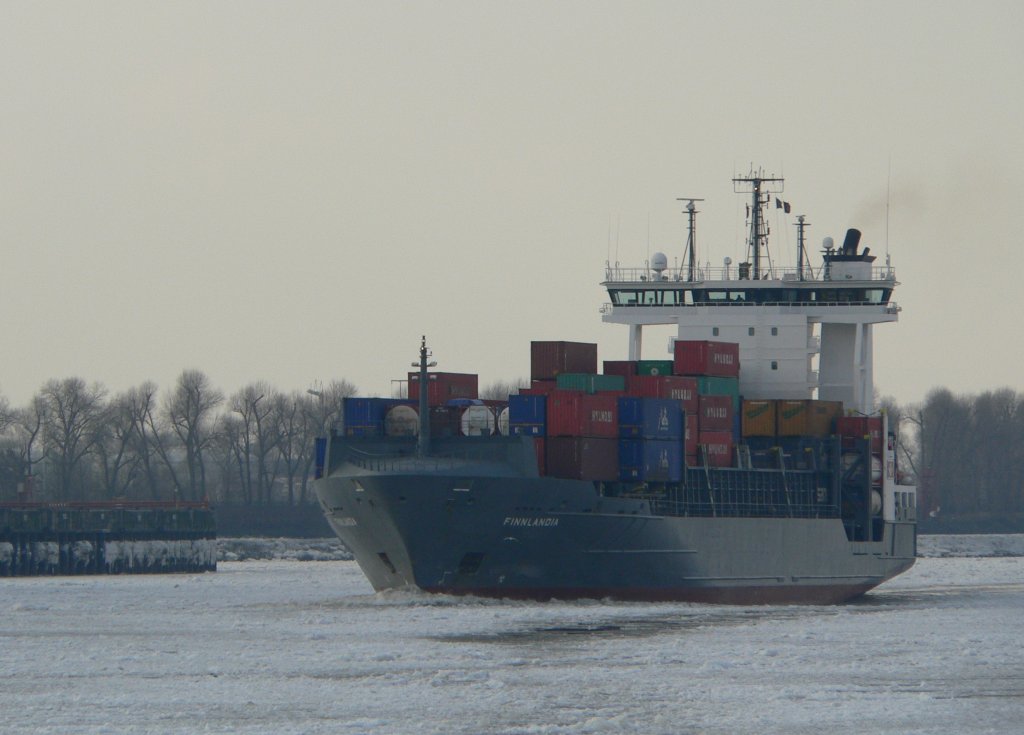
[1,1,1021,407]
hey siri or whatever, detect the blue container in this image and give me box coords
[617,397,683,439]
[343,397,405,435]
[509,394,547,437]
[618,439,683,482]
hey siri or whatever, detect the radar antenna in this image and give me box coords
[676,197,704,282]
[733,167,784,280]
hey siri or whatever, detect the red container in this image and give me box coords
[603,360,638,377]
[684,413,698,459]
[625,374,661,398]
[698,394,734,432]
[545,437,619,481]
[519,380,560,395]
[408,372,479,405]
[698,430,734,467]
[836,416,883,453]
[533,438,546,476]
[673,340,740,378]
[659,376,699,414]
[531,341,598,381]
[546,391,618,437]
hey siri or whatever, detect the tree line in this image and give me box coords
[0,372,357,506]
[2,372,1021,525]
[889,387,1024,529]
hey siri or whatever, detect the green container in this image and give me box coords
[556,373,626,394]
[636,360,674,377]
[696,376,741,411]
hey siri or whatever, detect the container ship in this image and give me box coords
[314,171,917,604]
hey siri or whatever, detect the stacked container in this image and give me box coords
[531,341,598,380]
[544,391,619,480]
[618,397,684,481]
[673,340,740,378]
[671,340,741,468]
[343,398,412,436]
[407,372,479,405]
[555,373,626,394]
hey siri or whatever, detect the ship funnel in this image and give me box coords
[842,228,862,255]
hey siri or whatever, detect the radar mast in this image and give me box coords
[677,197,704,282]
[733,168,784,280]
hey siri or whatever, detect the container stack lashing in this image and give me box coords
[835,413,885,541]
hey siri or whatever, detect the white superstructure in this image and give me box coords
[601,172,900,414]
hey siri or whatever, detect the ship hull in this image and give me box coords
[315,469,915,605]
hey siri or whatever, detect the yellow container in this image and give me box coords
[741,399,776,437]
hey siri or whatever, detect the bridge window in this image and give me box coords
[712,327,720,336]
[771,327,778,336]
[748,327,755,336]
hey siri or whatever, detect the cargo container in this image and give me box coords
[407,372,479,405]
[533,437,546,475]
[637,360,674,376]
[619,439,683,482]
[624,374,660,398]
[546,392,618,437]
[837,415,883,453]
[684,413,698,462]
[428,406,462,438]
[777,400,844,437]
[698,394,734,432]
[660,376,699,414]
[545,437,618,481]
[343,397,410,436]
[531,341,598,381]
[602,360,637,377]
[384,405,419,437]
[555,373,626,394]
[741,399,776,437]
[460,405,495,436]
[673,340,740,378]
[777,436,831,470]
[695,375,741,411]
[508,394,547,436]
[519,380,559,396]
[698,430,734,467]
[617,397,683,439]
[806,400,844,437]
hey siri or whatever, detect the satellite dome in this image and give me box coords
[651,252,668,273]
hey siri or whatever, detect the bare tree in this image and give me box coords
[273,392,309,506]
[300,380,357,502]
[230,383,278,504]
[479,379,525,401]
[39,378,108,500]
[92,391,140,499]
[122,382,172,500]
[165,370,223,501]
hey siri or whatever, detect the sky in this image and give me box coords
[1,1,1022,408]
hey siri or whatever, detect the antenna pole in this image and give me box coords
[677,197,704,282]
[796,215,809,281]
[415,336,433,457]
[733,168,784,280]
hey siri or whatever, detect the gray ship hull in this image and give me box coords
[314,451,916,604]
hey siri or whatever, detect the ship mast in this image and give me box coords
[733,169,783,280]
[677,197,704,282]
[796,214,810,280]
[412,336,436,457]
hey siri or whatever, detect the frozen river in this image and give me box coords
[2,544,1022,734]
